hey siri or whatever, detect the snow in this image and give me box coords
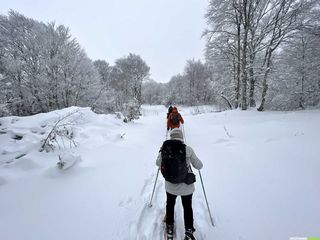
[0,105,319,240]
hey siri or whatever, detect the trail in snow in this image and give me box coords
[130,171,209,240]
[127,106,213,240]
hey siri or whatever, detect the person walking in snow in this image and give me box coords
[156,128,203,240]
[167,106,184,131]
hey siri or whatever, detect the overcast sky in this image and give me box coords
[1,0,208,83]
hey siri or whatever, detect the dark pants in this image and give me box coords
[166,192,194,230]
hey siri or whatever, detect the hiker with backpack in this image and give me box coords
[167,106,184,131]
[156,128,203,240]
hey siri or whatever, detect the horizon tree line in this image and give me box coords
[1,4,320,118]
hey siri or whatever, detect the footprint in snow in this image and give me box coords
[213,138,229,144]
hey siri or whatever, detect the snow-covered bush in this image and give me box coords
[0,104,9,117]
[122,99,141,122]
[40,110,81,152]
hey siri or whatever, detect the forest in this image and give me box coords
[0,0,319,118]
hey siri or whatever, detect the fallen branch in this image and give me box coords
[220,93,233,110]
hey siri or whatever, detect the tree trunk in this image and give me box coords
[299,32,306,109]
[248,54,256,107]
[257,50,272,111]
[241,0,249,110]
[241,31,248,110]
[235,17,241,109]
[138,80,142,106]
[221,94,233,110]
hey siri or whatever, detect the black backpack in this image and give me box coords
[160,140,187,184]
[170,112,180,125]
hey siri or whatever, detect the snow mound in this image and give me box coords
[57,151,81,170]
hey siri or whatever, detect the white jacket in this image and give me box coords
[156,141,203,196]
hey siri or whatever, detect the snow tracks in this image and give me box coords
[129,171,209,240]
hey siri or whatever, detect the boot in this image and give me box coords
[184,228,196,240]
[166,224,174,240]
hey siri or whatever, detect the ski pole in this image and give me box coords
[199,170,215,227]
[165,117,169,140]
[182,124,187,144]
[148,167,160,208]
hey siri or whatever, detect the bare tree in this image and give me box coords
[204,0,242,108]
[257,0,302,111]
[204,0,317,111]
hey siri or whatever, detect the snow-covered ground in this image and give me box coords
[0,105,319,240]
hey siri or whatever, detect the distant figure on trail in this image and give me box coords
[156,128,203,240]
[167,105,173,119]
[167,106,184,131]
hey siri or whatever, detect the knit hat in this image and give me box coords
[170,128,183,141]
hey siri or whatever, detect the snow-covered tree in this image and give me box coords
[110,53,150,117]
[183,60,212,105]
[149,59,214,106]
[0,11,100,116]
[204,0,318,111]
[142,79,167,105]
[92,60,117,113]
[266,4,320,110]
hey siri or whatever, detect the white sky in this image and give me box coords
[1,0,208,83]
